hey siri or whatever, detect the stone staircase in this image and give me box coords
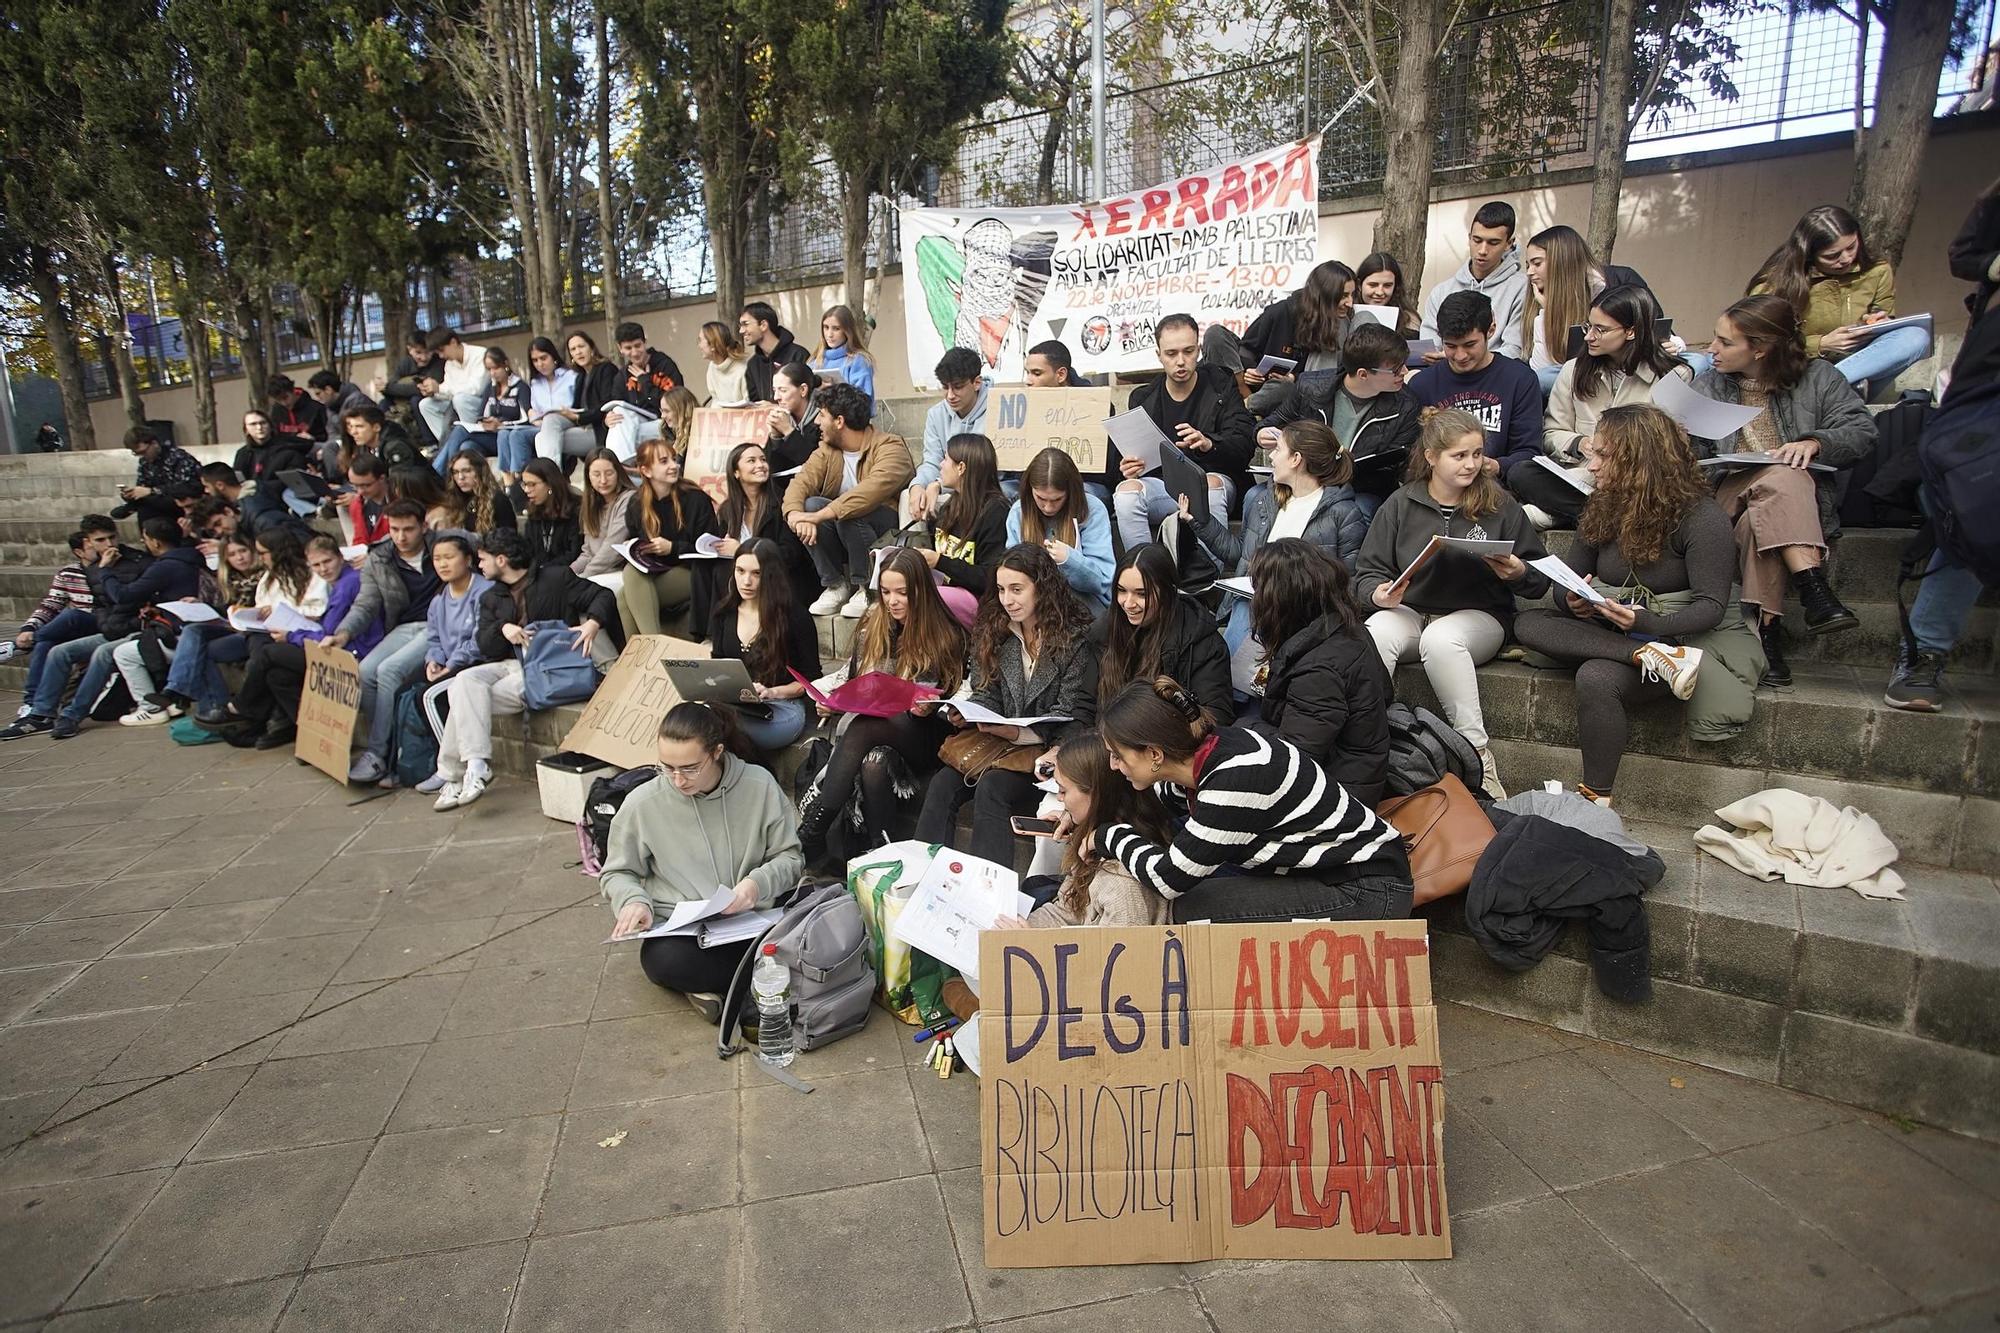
[1,441,1995,1140]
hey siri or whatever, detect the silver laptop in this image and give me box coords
[662,658,774,719]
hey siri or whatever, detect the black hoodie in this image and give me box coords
[745,329,810,403]
[1255,610,1393,808]
[1120,364,1257,502]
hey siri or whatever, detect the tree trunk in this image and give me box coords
[232,288,270,407]
[707,165,746,325]
[172,277,218,448]
[304,289,346,375]
[1849,0,1955,268]
[594,1,621,332]
[258,286,281,384]
[99,254,147,429]
[1373,0,1442,286]
[1586,0,1641,259]
[379,278,411,387]
[840,166,872,318]
[870,159,894,321]
[1036,100,1070,205]
[27,245,97,452]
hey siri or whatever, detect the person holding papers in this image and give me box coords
[160,532,262,721]
[206,536,376,750]
[1248,540,1392,808]
[1690,295,1873,684]
[1007,447,1115,606]
[1235,259,1356,413]
[620,439,719,637]
[915,544,1095,866]
[713,441,813,595]
[505,339,576,489]
[784,383,913,618]
[795,547,968,869]
[1093,678,1411,922]
[1113,314,1256,548]
[1519,225,1662,394]
[709,538,821,752]
[602,321,687,462]
[1355,252,1422,335]
[812,304,877,406]
[538,332,625,464]
[431,347,528,477]
[1514,405,1758,804]
[1515,285,1692,529]
[917,433,1011,600]
[600,702,804,1018]
[1353,408,1549,798]
[1081,544,1234,724]
[570,449,637,581]
[762,363,823,472]
[1751,204,1929,396]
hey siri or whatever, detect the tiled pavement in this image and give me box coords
[0,705,1996,1332]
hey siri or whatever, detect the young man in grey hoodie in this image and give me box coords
[1420,201,1530,362]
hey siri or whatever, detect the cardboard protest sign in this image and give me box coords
[979,920,1448,1267]
[986,387,1118,472]
[557,634,709,769]
[295,640,363,784]
[685,406,771,506]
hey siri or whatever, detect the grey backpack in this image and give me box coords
[718,881,875,1071]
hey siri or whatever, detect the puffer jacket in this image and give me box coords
[1198,479,1370,576]
[1254,611,1392,808]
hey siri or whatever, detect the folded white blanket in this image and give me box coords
[1694,788,1906,900]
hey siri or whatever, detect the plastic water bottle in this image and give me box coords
[751,943,795,1067]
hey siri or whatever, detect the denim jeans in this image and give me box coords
[496,424,539,474]
[30,632,107,717]
[358,622,430,759]
[1909,547,1988,657]
[433,426,499,475]
[420,386,490,446]
[20,608,98,705]
[738,698,809,751]
[60,636,130,722]
[1112,472,1237,552]
[166,622,251,709]
[1833,325,1929,394]
[803,496,895,586]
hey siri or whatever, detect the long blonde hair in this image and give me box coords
[854,547,966,694]
[1406,408,1501,520]
[660,385,697,450]
[1522,225,1596,366]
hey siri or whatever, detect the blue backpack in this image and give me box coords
[391,680,445,789]
[520,619,599,710]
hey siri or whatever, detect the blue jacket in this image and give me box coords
[1006,491,1115,606]
[294,566,383,659]
[816,345,876,406]
[106,545,204,611]
[427,574,494,671]
[917,382,990,487]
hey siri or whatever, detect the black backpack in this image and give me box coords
[1839,391,1930,530]
[1382,703,1484,798]
[576,766,659,875]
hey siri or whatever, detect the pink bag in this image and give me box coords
[790,669,942,718]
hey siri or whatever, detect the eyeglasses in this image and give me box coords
[658,760,713,780]
[1584,324,1625,338]
[1368,365,1407,380]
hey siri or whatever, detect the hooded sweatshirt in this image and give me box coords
[1420,245,1531,360]
[916,382,991,488]
[599,755,805,914]
[1353,478,1550,628]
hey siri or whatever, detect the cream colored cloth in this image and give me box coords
[1694,788,1906,900]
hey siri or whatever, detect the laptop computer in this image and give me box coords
[662,658,774,720]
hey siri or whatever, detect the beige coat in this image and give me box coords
[1542,360,1691,461]
[1027,861,1170,928]
[781,428,914,522]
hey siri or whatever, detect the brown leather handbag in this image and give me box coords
[1376,773,1495,906]
[938,727,1040,781]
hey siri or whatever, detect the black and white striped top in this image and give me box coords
[1094,725,1403,900]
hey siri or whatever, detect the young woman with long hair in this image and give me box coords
[1083,543,1234,723]
[709,538,821,752]
[915,543,1095,865]
[763,361,821,472]
[1006,446,1114,605]
[795,545,969,867]
[433,347,528,477]
[659,385,698,457]
[1239,259,1356,410]
[1355,251,1421,334]
[1514,405,1757,803]
[539,329,626,463]
[1353,408,1549,797]
[1689,293,1873,683]
[571,447,637,579]
[712,440,812,601]
[1094,677,1410,922]
[517,457,581,569]
[1515,283,1691,528]
[918,432,1011,599]
[511,336,577,487]
[441,446,517,534]
[198,531,350,744]
[619,438,718,637]
[1520,224,1662,392]
[699,320,752,406]
[1246,538,1393,806]
[812,303,876,404]
[600,702,804,1014]
[387,464,453,532]
[1750,203,1927,393]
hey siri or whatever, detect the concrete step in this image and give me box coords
[1419,817,2000,1141]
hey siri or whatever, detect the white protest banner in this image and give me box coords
[901,138,1321,386]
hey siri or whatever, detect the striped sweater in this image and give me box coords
[1094,726,1402,900]
[22,564,94,633]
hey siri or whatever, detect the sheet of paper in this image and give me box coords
[1527,555,1609,605]
[606,884,734,943]
[267,604,321,634]
[603,399,659,422]
[1698,453,1835,474]
[228,608,268,633]
[1844,312,1931,344]
[586,571,623,591]
[1651,370,1766,438]
[1215,575,1253,599]
[1104,408,1169,471]
[1531,454,1595,493]
[163,601,222,623]
[701,908,781,947]
[1351,304,1403,331]
[1407,338,1441,358]
[1253,354,1298,376]
[945,699,1069,728]
[890,852,1021,978]
[339,544,368,561]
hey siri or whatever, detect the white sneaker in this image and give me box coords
[118,703,171,727]
[839,586,871,618]
[433,782,464,812]
[414,771,447,795]
[1520,503,1557,531]
[1474,746,1507,800]
[456,767,491,808]
[809,583,850,616]
[1636,641,1704,701]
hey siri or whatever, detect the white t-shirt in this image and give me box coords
[1267,487,1318,543]
[840,451,861,493]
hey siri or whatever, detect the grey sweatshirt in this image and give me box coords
[1419,246,1530,359]
[599,754,804,914]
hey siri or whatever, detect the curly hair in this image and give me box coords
[1577,404,1708,569]
[972,543,1090,686]
[442,447,503,533]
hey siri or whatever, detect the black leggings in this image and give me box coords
[1506,460,1587,527]
[1513,607,1671,792]
[237,637,310,724]
[915,764,1041,868]
[815,711,949,827]
[639,935,754,995]
[1168,854,1414,925]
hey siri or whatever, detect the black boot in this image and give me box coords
[1793,566,1859,635]
[795,784,841,873]
[1759,617,1792,688]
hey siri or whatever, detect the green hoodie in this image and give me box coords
[599,754,804,915]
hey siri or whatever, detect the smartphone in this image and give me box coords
[1011,816,1060,838]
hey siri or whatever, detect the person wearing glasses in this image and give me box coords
[1253,323,1422,516]
[1511,284,1692,530]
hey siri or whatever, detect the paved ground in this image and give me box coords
[0,704,1997,1332]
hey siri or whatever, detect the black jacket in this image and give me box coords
[84,545,153,639]
[1258,373,1421,499]
[710,595,822,688]
[1949,190,2000,323]
[368,421,424,472]
[571,360,628,444]
[1254,612,1392,809]
[931,495,1012,597]
[382,351,444,402]
[624,486,718,563]
[475,565,619,662]
[1079,595,1235,728]
[521,514,584,570]
[613,349,686,419]
[270,388,327,444]
[1466,812,1664,1002]
[766,405,821,473]
[745,329,811,403]
[1122,365,1258,504]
